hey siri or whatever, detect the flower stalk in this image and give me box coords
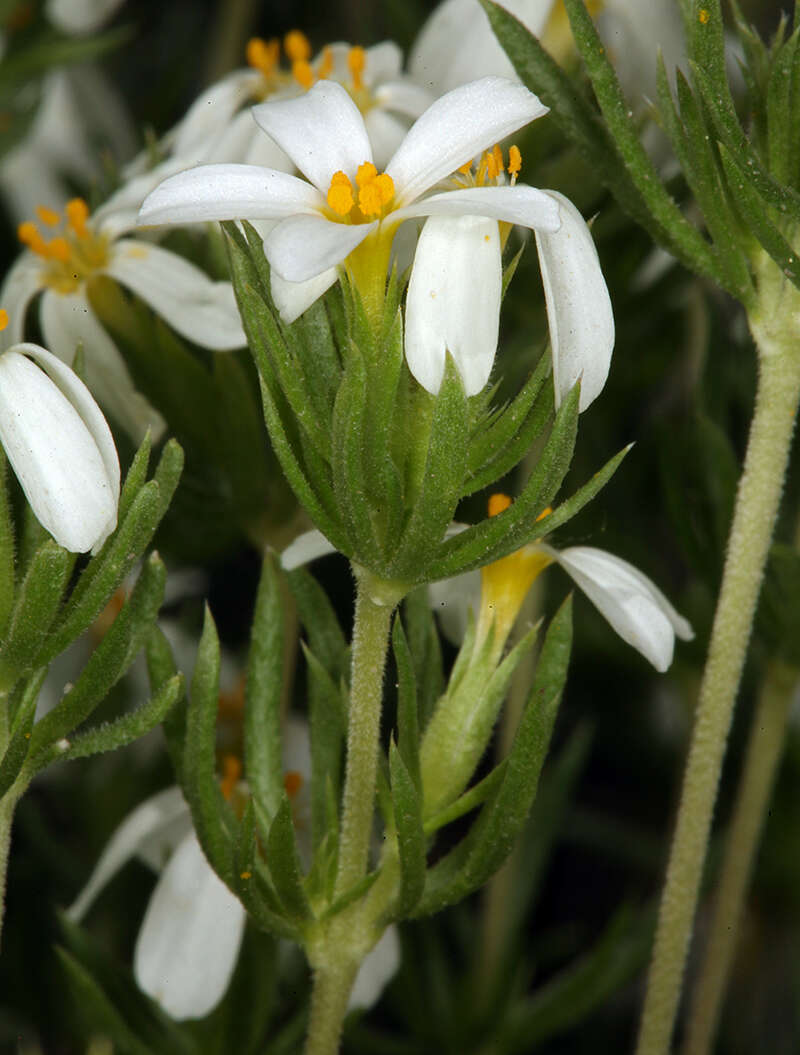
[636,299,800,1055]
[683,658,797,1055]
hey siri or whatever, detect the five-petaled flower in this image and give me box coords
[1,191,245,441]
[140,76,613,404]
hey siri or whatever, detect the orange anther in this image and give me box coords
[488,493,512,517]
[284,770,303,798]
[36,205,61,226]
[292,59,314,89]
[507,145,522,180]
[284,29,311,62]
[0,309,8,332]
[66,198,90,238]
[348,45,366,91]
[356,161,378,188]
[220,755,242,800]
[317,45,333,80]
[536,506,553,522]
[46,237,71,262]
[327,171,355,215]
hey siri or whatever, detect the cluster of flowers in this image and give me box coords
[0,0,691,1023]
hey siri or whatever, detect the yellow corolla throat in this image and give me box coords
[18,199,109,295]
[476,495,554,652]
[246,31,373,110]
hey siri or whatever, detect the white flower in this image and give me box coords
[152,32,433,175]
[283,521,693,673]
[1,194,245,441]
[141,76,609,398]
[405,187,613,405]
[46,0,126,35]
[0,331,119,552]
[67,720,400,1020]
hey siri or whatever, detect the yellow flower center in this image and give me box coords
[18,199,109,295]
[246,32,375,111]
[326,162,395,221]
[476,495,554,654]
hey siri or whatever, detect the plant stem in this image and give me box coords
[0,691,16,946]
[304,960,359,1055]
[635,344,800,1055]
[303,573,396,1055]
[334,574,395,897]
[682,659,797,1055]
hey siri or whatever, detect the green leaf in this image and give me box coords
[146,625,187,781]
[657,63,752,302]
[52,674,183,764]
[424,382,582,580]
[389,740,426,917]
[183,606,236,884]
[117,431,152,523]
[29,554,167,758]
[0,26,132,85]
[718,142,800,290]
[392,615,420,790]
[390,355,470,579]
[264,796,311,920]
[766,28,800,186]
[401,588,444,730]
[331,347,377,559]
[245,552,286,824]
[0,669,44,800]
[0,539,73,686]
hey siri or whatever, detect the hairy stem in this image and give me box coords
[635,344,800,1055]
[682,660,797,1055]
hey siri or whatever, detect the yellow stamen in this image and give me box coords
[36,205,61,226]
[536,505,552,522]
[507,145,522,181]
[327,171,355,215]
[356,167,394,218]
[317,45,333,80]
[246,36,279,76]
[18,221,48,256]
[292,59,314,90]
[476,152,491,185]
[220,755,242,800]
[348,45,366,92]
[284,770,304,798]
[66,198,90,239]
[458,160,473,175]
[492,144,503,177]
[698,8,710,23]
[240,870,252,880]
[0,309,8,332]
[284,29,311,63]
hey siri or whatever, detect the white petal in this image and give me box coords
[386,77,547,206]
[280,529,337,570]
[0,254,44,348]
[364,41,404,84]
[395,184,561,231]
[46,0,124,32]
[0,347,118,552]
[270,268,338,325]
[534,191,614,412]
[265,215,375,283]
[66,787,190,922]
[282,716,313,779]
[252,81,373,193]
[405,215,501,396]
[40,288,165,443]
[373,81,433,120]
[348,926,401,1011]
[106,240,245,350]
[139,164,324,228]
[365,109,412,170]
[95,157,196,239]
[0,141,70,225]
[427,569,481,645]
[172,70,262,160]
[410,0,554,95]
[550,545,693,672]
[134,833,246,1020]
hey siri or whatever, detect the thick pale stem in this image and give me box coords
[335,574,395,897]
[682,660,797,1055]
[635,347,800,1055]
[304,960,359,1055]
